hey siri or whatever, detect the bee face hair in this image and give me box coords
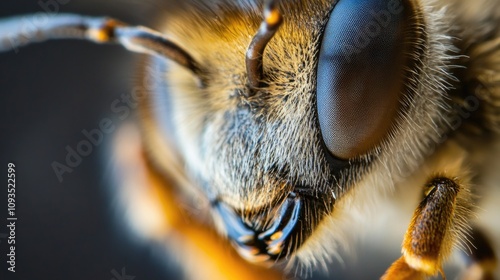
[138,0,472,266]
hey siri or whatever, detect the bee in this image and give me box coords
[1,0,499,279]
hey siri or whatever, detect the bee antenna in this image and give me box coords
[113,25,204,77]
[0,14,203,79]
[245,0,283,96]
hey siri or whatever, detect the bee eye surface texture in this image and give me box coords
[317,0,409,159]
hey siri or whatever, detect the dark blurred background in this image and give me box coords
[0,1,183,279]
[1,1,497,280]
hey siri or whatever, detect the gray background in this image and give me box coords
[0,1,180,279]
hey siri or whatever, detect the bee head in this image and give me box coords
[143,0,450,268]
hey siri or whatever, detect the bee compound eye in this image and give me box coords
[317,0,414,160]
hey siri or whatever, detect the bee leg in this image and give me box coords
[460,228,498,280]
[382,176,473,280]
